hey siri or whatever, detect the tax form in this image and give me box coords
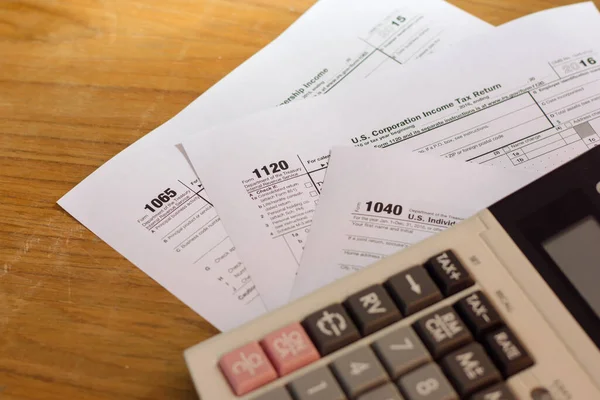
[183,2,600,311]
[290,147,535,300]
[57,0,490,331]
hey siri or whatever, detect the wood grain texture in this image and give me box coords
[0,0,595,398]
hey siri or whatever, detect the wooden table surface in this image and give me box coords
[0,0,596,398]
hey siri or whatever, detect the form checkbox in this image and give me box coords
[310,191,317,197]
[304,182,312,188]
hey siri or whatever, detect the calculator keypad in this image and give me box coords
[216,250,532,399]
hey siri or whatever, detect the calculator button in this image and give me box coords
[413,306,472,359]
[261,322,320,376]
[372,326,431,379]
[253,386,294,400]
[330,346,389,398]
[357,382,405,400]
[219,342,277,396]
[344,284,402,335]
[483,326,534,378]
[470,382,516,400]
[302,304,361,356]
[385,266,443,316]
[425,250,474,296]
[397,363,458,400]
[454,291,503,338]
[439,342,501,397]
[286,367,347,400]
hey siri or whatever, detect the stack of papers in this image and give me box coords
[59,1,600,331]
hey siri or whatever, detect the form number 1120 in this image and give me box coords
[252,160,289,178]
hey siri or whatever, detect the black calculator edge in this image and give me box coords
[489,145,600,348]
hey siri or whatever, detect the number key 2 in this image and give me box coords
[425,250,474,296]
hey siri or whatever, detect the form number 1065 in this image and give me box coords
[144,188,177,213]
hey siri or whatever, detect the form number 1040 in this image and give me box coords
[365,201,403,215]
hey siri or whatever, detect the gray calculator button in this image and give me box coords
[372,326,431,379]
[470,382,516,400]
[397,363,458,400]
[357,382,405,400]
[286,367,346,400]
[385,266,443,315]
[253,386,293,400]
[331,347,389,398]
[440,342,501,397]
[413,306,472,359]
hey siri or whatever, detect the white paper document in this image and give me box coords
[291,147,535,300]
[57,0,489,331]
[183,2,600,310]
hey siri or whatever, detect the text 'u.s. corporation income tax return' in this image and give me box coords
[183,3,600,310]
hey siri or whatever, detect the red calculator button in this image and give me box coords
[219,342,277,396]
[261,322,320,376]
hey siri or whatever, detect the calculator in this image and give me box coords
[184,145,600,400]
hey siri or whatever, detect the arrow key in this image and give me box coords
[385,266,443,315]
[371,326,431,379]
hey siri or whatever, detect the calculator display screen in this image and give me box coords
[542,216,600,320]
[493,187,600,348]
[490,147,600,347]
